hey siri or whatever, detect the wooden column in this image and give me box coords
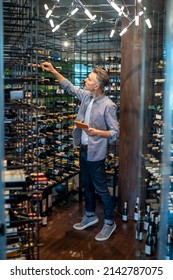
[118,0,164,216]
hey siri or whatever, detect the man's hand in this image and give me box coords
[83,127,98,136]
[84,127,111,139]
[40,61,55,73]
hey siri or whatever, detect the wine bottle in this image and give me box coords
[47,188,53,215]
[40,188,47,217]
[41,205,47,227]
[165,234,173,260]
[134,197,140,221]
[155,215,160,240]
[135,210,143,241]
[122,201,128,222]
[145,225,154,256]
[107,153,115,161]
[144,205,151,231]
[148,212,157,245]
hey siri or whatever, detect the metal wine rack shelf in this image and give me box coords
[3,0,121,259]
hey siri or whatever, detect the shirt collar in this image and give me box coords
[92,93,106,103]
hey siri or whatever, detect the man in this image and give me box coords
[41,61,119,241]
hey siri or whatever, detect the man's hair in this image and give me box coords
[93,66,109,89]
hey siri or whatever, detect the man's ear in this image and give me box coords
[94,83,99,90]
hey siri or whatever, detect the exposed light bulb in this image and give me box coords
[46,10,53,19]
[52,24,60,32]
[84,9,96,20]
[49,19,54,28]
[44,4,49,11]
[71,7,79,16]
[135,15,139,26]
[119,6,124,16]
[119,27,127,36]
[138,11,144,16]
[145,18,152,28]
[63,41,69,47]
[107,0,121,13]
[77,28,84,36]
[110,29,115,38]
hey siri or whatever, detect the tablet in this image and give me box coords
[74,121,89,129]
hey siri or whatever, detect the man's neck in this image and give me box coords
[92,89,103,99]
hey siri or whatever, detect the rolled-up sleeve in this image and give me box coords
[105,104,119,143]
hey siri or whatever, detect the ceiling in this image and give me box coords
[38,0,136,55]
[3,0,137,67]
[39,0,135,24]
[39,0,137,37]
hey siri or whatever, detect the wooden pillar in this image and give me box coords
[118,0,164,217]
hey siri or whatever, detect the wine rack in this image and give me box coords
[3,0,42,259]
[141,9,173,259]
[3,0,121,259]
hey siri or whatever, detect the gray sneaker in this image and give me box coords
[95,223,116,241]
[73,215,99,230]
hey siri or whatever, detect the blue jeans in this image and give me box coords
[79,147,114,224]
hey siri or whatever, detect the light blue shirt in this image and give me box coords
[81,99,94,145]
[60,79,119,161]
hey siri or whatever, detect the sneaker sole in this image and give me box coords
[73,218,99,231]
[95,224,116,241]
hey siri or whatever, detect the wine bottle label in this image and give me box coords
[134,212,138,221]
[42,198,46,212]
[138,232,143,240]
[48,194,52,207]
[135,231,138,240]
[136,230,143,240]
[144,221,149,231]
[145,244,152,255]
[154,92,162,97]
[154,78,165,83]
[155,114,162,120]
[122,215,127,221]
[42,216,47,226]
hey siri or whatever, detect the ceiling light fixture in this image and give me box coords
[49,19,55,28]
[107,0,121,13]
[109,18,121,38]
[46,9,53,19]
[45,2,59,19]
[107,0,133,23]
[50,3,79,33]
[137,0,152,29]
[119,20,134,36]
[76,21,92,36]
[135,15,139,26]
[75,0,96,20]
[44,4,49,11]
[52,24,60,33]
[70,7,79,16]
[84,9,96,20]
[52,17,69,33]
[77,28,84,36]
[119,27,127,37]
[110,29,115,38]
[145,18,152,28]
[119,0,152,36]
[138,11,144,16]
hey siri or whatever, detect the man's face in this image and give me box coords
[84,72,98,91]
